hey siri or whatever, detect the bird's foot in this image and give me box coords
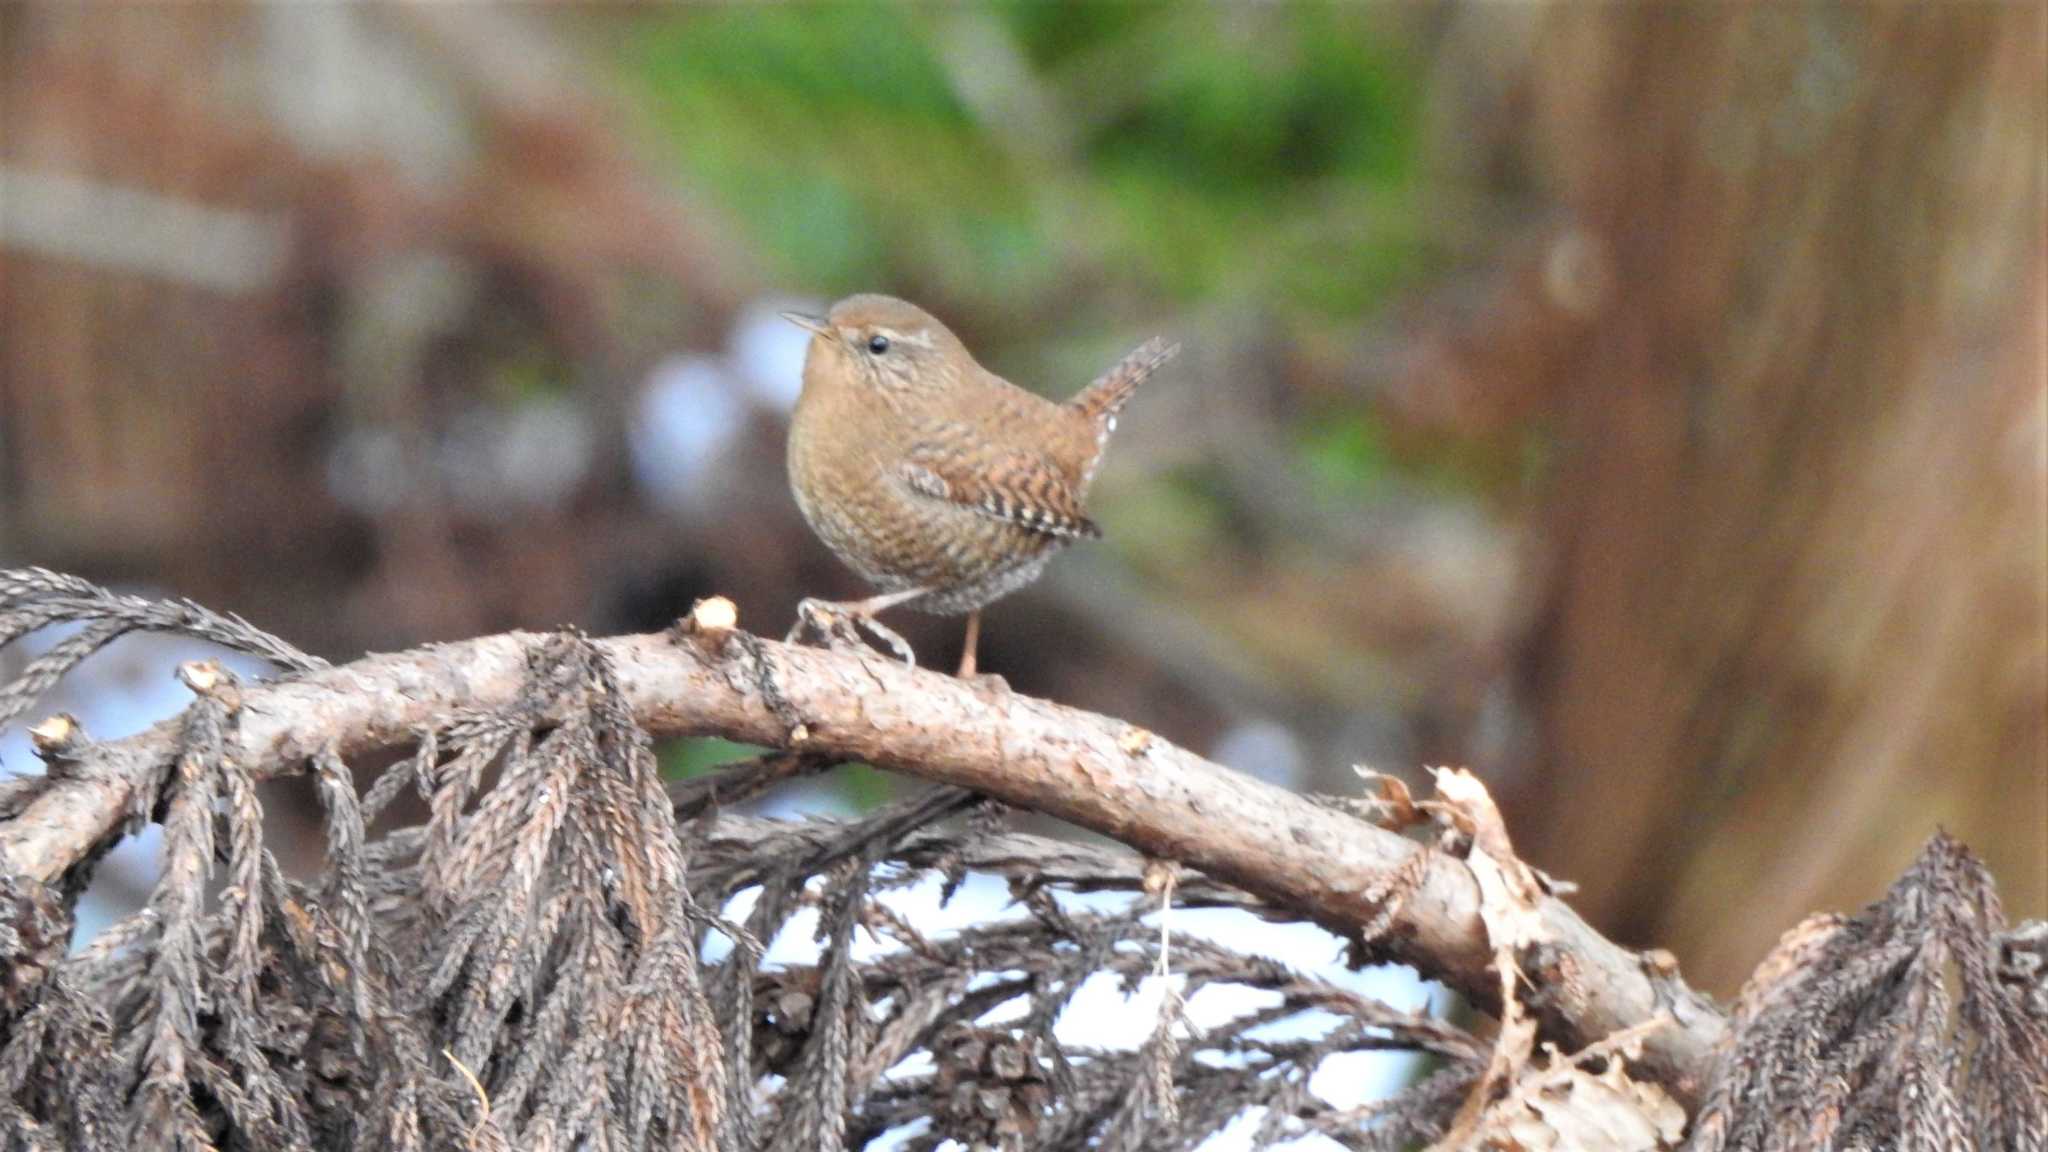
[787,597,918,667]
[961,672,1010,693]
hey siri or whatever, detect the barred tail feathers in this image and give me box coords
[1066,336,1179,432]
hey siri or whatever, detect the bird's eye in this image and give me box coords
[867,334,891,355]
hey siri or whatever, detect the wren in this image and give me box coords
[781,294,1176,677]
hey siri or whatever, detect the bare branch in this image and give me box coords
[0,616,1726,1102]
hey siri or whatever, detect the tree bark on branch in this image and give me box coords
[0,618,1727,1103]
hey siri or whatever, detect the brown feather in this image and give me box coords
[900,454,1101,540]
[1066,336,1180,430]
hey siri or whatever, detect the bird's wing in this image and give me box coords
[900,446,1101,540]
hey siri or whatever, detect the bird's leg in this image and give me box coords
[787,588,927,666]
[953,610,1008,690]
[956,610,981,678]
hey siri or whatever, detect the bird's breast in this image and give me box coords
[787,402,1063,607]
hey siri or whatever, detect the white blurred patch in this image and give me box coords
[326,426,411,516]
[0,168,289,294]
[631,356,747,513]
[329,398,594,520]
[439,400,595,518]
[628,294,818,511]
[258,3,471,186]
[864,1116,932,1152]
[1263,1134,1353,1152]
[1209,720,1306,789]
[730,297,823,412]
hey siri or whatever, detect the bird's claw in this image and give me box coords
[787,599,918,668]
[859,617,917,666]
[786,599,860,650]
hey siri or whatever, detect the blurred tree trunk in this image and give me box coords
[1513,3,2045,991]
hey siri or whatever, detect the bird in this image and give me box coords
[780,294,1177,677]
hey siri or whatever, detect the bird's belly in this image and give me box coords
[910,544,1060,615]
[790,471,1063,613]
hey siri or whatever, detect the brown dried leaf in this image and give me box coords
[1352,765,1426,830]
[1495,1053,1687,1151]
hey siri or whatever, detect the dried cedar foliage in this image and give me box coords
[4,569,2044,1150]
[0,568,326,731]
[1687,833,2048,1152]
[0,570,1486,1151]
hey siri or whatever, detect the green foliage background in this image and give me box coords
[619,4,1427,326]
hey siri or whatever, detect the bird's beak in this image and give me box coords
[779,310,829,337]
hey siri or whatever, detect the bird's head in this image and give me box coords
[782,294,974,403]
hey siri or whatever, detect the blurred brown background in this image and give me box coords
[2,2,2041,992]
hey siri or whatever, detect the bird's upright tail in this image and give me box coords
[1067,336,1180,434]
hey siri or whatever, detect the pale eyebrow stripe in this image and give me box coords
[885,327,935,349]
